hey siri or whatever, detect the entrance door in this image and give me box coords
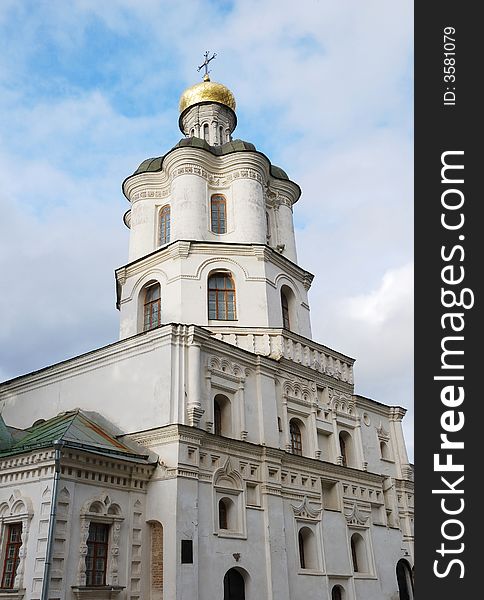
[223,568,245,600]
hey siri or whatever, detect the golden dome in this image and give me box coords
[179,78,236,114]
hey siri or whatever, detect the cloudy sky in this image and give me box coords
[0,1,413,458]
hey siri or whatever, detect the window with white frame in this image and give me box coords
[75,496,124,589]
[213,460,246,539]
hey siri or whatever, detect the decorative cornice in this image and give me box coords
[123,146,301,206]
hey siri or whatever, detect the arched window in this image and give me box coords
[208,273,236,320]
[290,420,303,456]
[213,394,231,437]
[203,123,209,142]
[380,441,391,460]
[159,205,170,245]
[143,283,161,331]
[211,194,227,233]
[298,530,306,568]
[281,290,290,330]
[396,559,414,600]
[214,399,222,436]
[331,585,344,600]
[223,568,245,600]
[350,535,359,571]
[218,497,236,530]
[219,125,224,144]
[298,527,317,569]
[219,499,228,529]
[148,521,163,598]
[350,533,368,573]
[339,431,353,467]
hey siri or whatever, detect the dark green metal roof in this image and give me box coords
[0,414,13,451]
[124,137,293,198]
[0,410,151,461]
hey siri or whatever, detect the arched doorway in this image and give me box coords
[396,559,414,600]
[223,568,245,600]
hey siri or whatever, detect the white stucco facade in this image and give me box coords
[0,76,413,600]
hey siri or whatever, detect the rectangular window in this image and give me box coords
[211,195,227,234]
[86,522,109,586]
[1,523,22,589]
[181,540,193,564]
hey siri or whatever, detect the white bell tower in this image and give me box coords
[116,67,313,341]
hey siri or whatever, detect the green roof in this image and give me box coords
[0,410,151,461]
[0,414,13,450]
[124,137,293,197]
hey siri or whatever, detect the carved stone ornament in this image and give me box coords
[328,389,356,415]
[213,457,243,491]
[281,375,317,404]
[344,502,370,526]
[0,489,34,590]
[376,423,391,442]
[208,355,248,379]
[291,496,323,521]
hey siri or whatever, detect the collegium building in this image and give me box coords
[0,70,414,600]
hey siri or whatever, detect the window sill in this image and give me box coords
[353,573,377,580]
[297,569,324,576]
[215,530,247,540]
[208,319,238,323]
[71,586,125,600]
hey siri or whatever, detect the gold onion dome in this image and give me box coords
[179,75,236,114]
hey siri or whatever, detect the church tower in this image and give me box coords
[116,69,312,341]
[0,57,413,600]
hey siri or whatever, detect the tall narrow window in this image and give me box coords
[159,205,170,245]
[86,522,109,586]
[219,126,224,144]
[144,283,161,331]
[203,123,209,142]
[350,535,359,572]
[214,399,222,435]
[219,499,228,529]
[290,420,303,456]
[211,194,227,233]
[1,523,22,589]
[298,530,306,568]
[332,586,344,600]
[208,273,236,320]
[339,432,350,467]
[281,291,290,329]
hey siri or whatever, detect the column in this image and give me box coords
[187,340,204,427]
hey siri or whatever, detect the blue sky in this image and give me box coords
[0,1,413,456]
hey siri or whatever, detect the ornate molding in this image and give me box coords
[208,355,248,380]
[292,496,323,521]
[376,424,390,443]
[77,494,124,587]
[281,375,317,405]
[328,389,356,415]
[344,502,370,526]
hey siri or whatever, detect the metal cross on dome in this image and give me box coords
[198,51,217,79]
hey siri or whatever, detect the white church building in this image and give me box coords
[0,69,414,600]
